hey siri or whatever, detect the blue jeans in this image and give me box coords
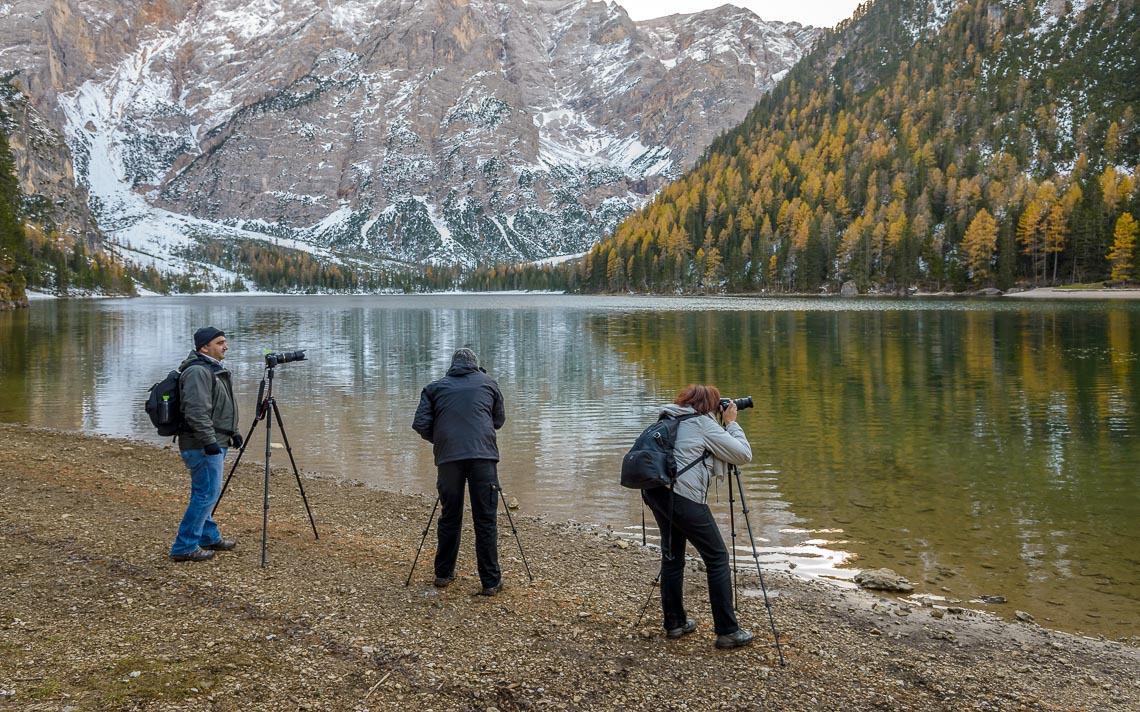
[171,447,227,556]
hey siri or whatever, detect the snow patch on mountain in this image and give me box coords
[533,107,673,177]
[927,0,958,33]
[900,0,960,39]
[59,46,336,277]
[1026,0,1092,37]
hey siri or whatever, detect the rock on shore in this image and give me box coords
[1,424,1137,710]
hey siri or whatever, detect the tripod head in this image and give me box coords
[253,369,270,419]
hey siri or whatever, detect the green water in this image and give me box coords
[1,295,1137,638]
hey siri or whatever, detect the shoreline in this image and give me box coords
[14,286,1140,303]
[1,423,1137,710]
[1001,287,1140,299]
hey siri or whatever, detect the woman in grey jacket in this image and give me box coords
[642,384,754,649]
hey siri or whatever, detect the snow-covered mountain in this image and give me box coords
[1,0,817,275]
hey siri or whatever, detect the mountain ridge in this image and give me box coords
[0,0,819,289]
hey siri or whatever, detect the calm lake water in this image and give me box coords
[1,294,1137,638]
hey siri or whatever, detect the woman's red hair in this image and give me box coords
[674,385,721,415]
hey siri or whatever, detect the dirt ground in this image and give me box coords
[1,423,1137,711]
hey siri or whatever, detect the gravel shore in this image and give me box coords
[1,423,1137,711]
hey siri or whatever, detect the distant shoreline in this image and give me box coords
[1002,287,1140,300]
[18,286,1140,302]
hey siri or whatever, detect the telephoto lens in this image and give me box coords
[265,350,306,367]
[720,396,754,411]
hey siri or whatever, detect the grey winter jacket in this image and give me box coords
[176,352,239,452]
[412,363,505,466]
[660,404,752,504]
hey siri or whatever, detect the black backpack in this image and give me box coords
[144,362,211,437]
[620,413,710,489]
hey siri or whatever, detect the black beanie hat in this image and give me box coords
[194,326,225,350]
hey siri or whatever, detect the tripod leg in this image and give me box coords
[261,396,273,568]
[496,483,534,581]
[212,413,263,517]
[731,465,787,667]
[728,469,739,612]
[405,497,440,586]
[270,399,319,541]
[636,568,662,627]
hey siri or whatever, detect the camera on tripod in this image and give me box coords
[719,396,754,412]
[216,347,319,568]
[265,349,306,368]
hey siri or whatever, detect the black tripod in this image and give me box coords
[726,463,786,666]
[213,364,319,568]
[636,465,786,666]
[405,481,534,586]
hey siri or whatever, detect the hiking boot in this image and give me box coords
[170,548,216,563]
[202,538,237,551]
[715,629,754,649]
[478,583,503,597]
[433,574,456,588]
[666,619,697,639]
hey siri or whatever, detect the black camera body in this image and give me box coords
[720,396,754,412]
[265,350,306,368]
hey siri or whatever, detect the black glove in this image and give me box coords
[230,433,244,449]
[204,442,222,456]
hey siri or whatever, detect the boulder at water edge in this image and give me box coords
[854,568,915,593]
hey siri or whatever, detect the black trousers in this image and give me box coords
[642,486,740,635]
[435,459,501,588]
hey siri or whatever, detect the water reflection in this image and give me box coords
[0,295,1137,638]
[595,305,1139,636]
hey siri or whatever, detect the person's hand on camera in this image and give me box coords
[204,442,222,456]
[722,401,738,424]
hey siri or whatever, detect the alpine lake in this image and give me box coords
[2,293,1137,640]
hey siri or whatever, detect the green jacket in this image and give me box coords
[176,352,239,452]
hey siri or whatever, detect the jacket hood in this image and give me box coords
[446,363,484,377]
[179,352,202,370]
[660,404,698,418]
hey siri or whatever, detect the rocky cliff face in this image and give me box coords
[1,0,818,274]
[0,79,99,248]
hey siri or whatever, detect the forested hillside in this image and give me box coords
[492,0,1140,294]
[0,127,27,307]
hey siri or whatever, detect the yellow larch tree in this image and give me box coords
[1107,212,1138,283]
[1017,200,1043,284]
[962,209,999,284]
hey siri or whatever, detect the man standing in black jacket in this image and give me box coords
[412,348,506,595]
